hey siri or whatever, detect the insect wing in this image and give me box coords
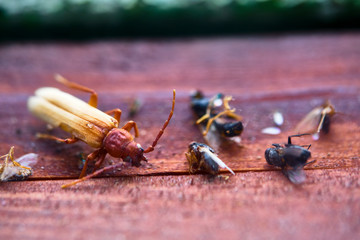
[199,147,235,175]
[35,87,118,128]
[283,146,311,168]
[28,87,118,148]
[16,153,38,168]
[282,167,306,184]
[294,106,323,134]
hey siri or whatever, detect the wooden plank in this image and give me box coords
[0,33,360,239]
[0,91,359,178]
[0,168,359,240]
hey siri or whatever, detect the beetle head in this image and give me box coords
[123,143,147,167]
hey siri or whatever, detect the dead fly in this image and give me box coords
[294,101,335,139]
[265,134,314,184]
[0,146,37,181]
[186,142,235,176]
[28,74,175,188]
[190,91,243,149]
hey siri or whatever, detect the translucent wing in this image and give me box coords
[294,106,323,134]
[16,153,38,168]
[199,147,235,175]
[282,167,306,184]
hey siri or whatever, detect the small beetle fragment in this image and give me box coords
[186,142,235,175]
[0,147,37,182]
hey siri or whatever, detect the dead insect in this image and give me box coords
[294,101,335,136]
[127,98,142,118]
[190,91,243,149]
[28,74,175,188]
[185,142,235,175]
[0,146,37,182]
[265,134,314,184]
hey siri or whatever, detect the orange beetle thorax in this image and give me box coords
[103,128,145,167]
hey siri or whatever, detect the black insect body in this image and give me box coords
[265,134,313,184]
[190,91,243,149]
[186,142,235,175]
[213,119,244,138]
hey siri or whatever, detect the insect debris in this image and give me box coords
[294,101,335,137]
[264,134,314,184]
[0,146,36,182]
[185,142,235,176]
[28,74,175,188]
[261,111,284,135]
[190,90,244,149]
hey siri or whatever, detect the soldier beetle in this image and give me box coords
[28,74,175,188]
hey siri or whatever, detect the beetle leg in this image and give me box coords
[79,149,107,178]
[105,108,122,123]
[93,150,108,172]
[121,121,140,138]
[54,74,98,108]
[36,133,79,144]
[225,112,243,121]
[62,162,123,188]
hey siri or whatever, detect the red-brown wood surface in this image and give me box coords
[0,33,360,240]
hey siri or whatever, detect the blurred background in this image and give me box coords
[1,0,360,40]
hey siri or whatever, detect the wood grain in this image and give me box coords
[0,33,360,240]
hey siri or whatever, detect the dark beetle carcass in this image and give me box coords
[190,91,243,149]
[265,134,314,184]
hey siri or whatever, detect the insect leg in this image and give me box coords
[105,109,122,123]
[54,74,98,108]
[144,90,175,153]
[287,133,311,144]
[79,149,106,178]
[304,159,316,166]
[316,111,327,133]
[121,121,140,138]
[202,109,236,136]
[61,162,124,188]
[36,133,79,144]
[93,150,108,172]
[300,144,312,150]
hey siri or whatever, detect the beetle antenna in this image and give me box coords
[144,90,176,153]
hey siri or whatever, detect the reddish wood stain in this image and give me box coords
[0,33,359,240]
